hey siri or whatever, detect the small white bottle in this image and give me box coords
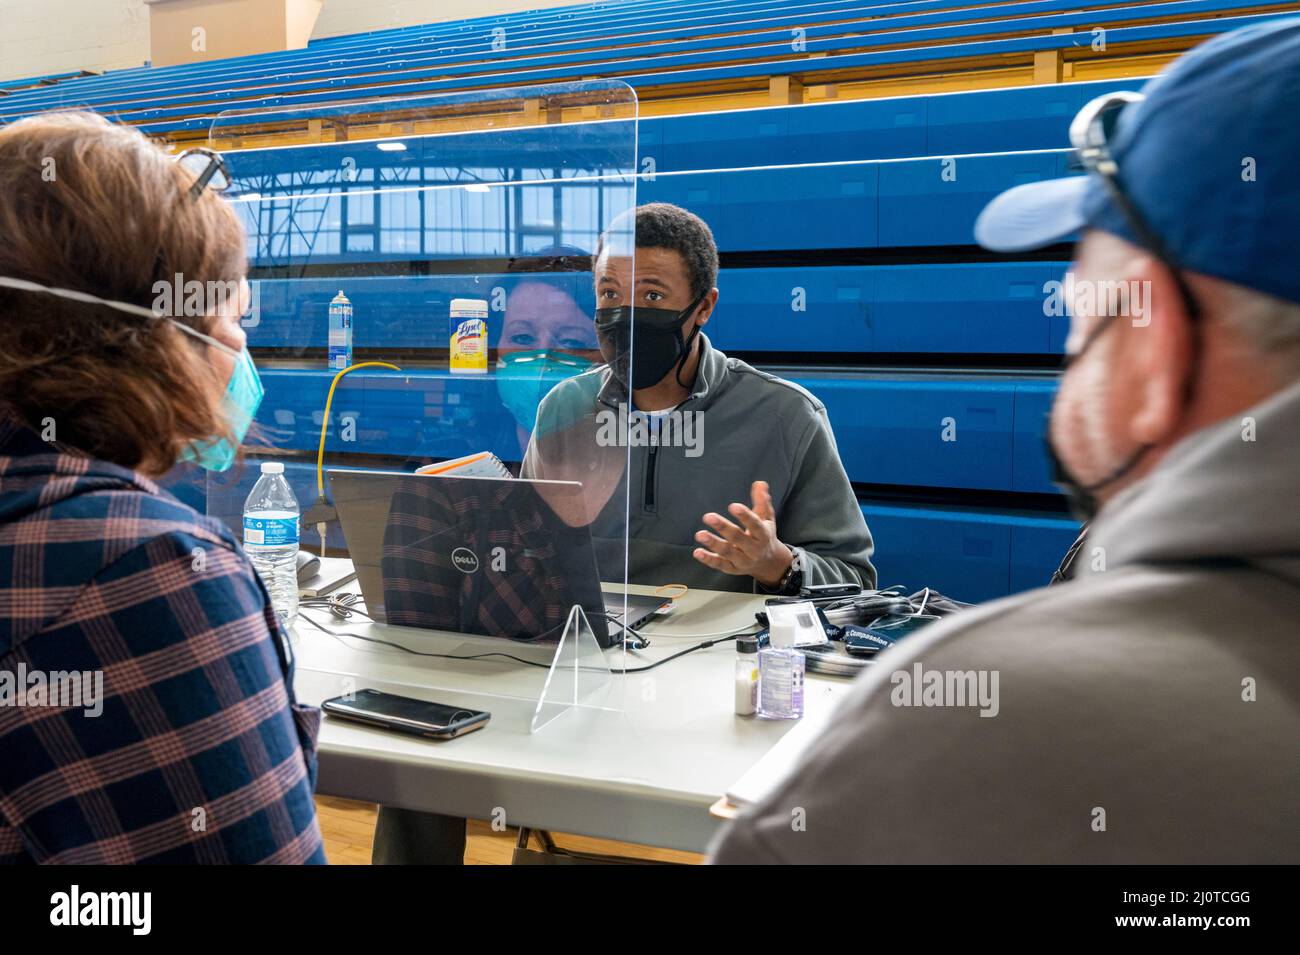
[758,620,805,720]
[734,636,759,716]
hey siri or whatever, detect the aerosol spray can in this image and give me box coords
[328,290,353,371]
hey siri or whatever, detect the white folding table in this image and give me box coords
[291,576,851,853]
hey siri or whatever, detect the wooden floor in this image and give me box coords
[316,796,704,865]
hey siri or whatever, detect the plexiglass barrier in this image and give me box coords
[203,82,640,732]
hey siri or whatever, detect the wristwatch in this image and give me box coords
[764,546,804,596]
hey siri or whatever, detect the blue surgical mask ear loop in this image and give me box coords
[0,275,243,359]
[0,275,259,472]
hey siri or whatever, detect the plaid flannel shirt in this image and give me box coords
[0,416,324,863]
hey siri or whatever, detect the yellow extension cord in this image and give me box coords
[313,361,401,554]
[316,360,402,498]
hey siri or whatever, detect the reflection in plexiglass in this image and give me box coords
[204,83,638,730]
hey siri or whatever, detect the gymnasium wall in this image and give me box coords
[0,0,574,83]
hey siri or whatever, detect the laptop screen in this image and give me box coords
[329,469,612,645]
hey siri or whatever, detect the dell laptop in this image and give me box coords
[328,468,667,648]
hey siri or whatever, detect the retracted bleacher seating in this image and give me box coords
[6,0,1299,600]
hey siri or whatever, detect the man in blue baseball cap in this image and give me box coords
[711,18,1300,864]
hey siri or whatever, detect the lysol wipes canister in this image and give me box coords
[449,297,488,374]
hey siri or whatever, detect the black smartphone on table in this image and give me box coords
[798,583,862,599]
[321,688,491,739]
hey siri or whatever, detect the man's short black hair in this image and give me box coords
[596,202,719,301]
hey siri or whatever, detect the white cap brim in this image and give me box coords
[974,175,1090,252]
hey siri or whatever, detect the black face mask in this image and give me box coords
[595,293,706,391]
[1044,311,1152,521]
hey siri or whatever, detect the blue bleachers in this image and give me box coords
[0,1,1248,119]
[217,77,1132,188]
[240,367,1057,492]
[218,360,1072,602]
[865,502,1077,600]
[638,150,1076,249]
[51,3,1300,603]
[0,2,1281,137]
[230,145,1079,261]
[642,78,1142,168]
[212,74,1124,601]
[709,263,1072,355]
[171,453,1077,604]
[242,262,1069,356]
[0,69,90,92]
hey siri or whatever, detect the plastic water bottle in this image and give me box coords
[243,462,300,622]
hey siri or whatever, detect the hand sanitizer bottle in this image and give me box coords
[758,619,805,720]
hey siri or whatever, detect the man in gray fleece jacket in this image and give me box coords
[371,203,875,865]
[711,21,1300,864]
[523,202,875,594]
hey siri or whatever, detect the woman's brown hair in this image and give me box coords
[0,111,247,476]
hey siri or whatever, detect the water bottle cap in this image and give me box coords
[260,461,284,475]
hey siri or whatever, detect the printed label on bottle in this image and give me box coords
[449,317,488,372]
[244,516,298,546]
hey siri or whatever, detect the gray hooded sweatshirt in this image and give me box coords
[710,379,1300,863]
[521,333,875,592]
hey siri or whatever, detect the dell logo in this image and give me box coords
[451,547,479,573]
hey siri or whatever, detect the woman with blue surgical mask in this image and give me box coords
[493,247,600,455]
[0,111,324,864]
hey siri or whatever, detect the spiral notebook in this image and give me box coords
[415,451,512,479]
